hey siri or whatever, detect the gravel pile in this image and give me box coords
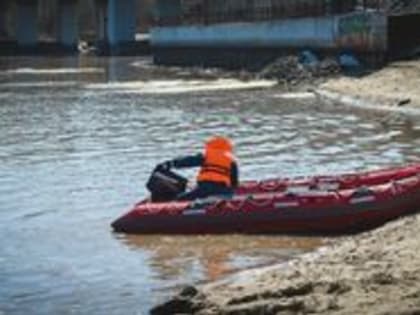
[259,55,342,88]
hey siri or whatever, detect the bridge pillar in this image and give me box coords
[95,0,107,42]
[107,0,136,46]
[16,0,38,46]
[0,1,10,38]
[56,0,78,48]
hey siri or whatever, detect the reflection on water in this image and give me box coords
[121,235,323,283]
[0,56,420,315]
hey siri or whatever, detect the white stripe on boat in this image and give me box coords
[349,196,376,204]
[317,182,340,191]
[275,201,300,208]
[183,209,206,215]
[397,176,419,185]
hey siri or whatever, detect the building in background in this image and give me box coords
[151,0,420,68]
[1,0,419,60]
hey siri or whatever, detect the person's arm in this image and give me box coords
[160,153,204,170]
[172,153,204,168]
[231,162,239,189]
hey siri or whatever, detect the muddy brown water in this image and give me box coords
[1,56,420,315]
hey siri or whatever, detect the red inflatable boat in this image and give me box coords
[111,164,420,235]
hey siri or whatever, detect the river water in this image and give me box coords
[1,56,420,315]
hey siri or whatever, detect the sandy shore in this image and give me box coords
[321,59,420,108]
[151,213,420,315]
[151,59,420,315]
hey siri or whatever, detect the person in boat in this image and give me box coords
[157,136,239,201]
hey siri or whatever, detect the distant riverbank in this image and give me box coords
[320,59,420,109]
[168,55,420,115]
[258,55,420,114]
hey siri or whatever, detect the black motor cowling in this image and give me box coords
[146,168,188,202]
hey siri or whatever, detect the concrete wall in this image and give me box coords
[151,11,387,53]
[335,12,387,53]
[152,18,336,48]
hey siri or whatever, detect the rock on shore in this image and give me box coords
[151,213,420,315]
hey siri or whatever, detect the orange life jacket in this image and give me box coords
[197,148,235,187]
[197,136,235,186]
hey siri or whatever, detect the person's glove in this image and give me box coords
[157,160,173,171]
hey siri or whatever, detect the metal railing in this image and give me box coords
[386,0,420,15]
[155,0,358,26]
[154,0,420,27]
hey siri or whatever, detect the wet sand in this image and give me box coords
[151,213,420,315]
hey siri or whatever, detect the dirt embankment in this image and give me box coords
[151,213,420,315]
[257,55,420,111]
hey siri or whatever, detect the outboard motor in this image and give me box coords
[146,168,188,202]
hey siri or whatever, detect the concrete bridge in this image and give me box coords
[0,0,147,55]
